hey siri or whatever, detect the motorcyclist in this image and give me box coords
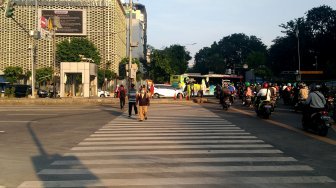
[298,83,309,101]
[255,82,271,109]
[242,82,253,106]
[220,82,231,105]
[303,84,326,123]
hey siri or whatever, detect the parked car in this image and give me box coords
[12,84,32,98]
[153,84,184,98]
[98,89,110,97]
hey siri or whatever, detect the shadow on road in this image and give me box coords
[22,123,100,187]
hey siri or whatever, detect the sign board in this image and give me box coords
[125,64,138,79]
[38,9,87,36]
[300,71,323,75]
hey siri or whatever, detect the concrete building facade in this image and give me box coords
[0,0,126,77]
[125,3,147,60]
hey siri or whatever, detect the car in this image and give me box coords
[153,84,184,98]
[11,84,32,98]
[98,89,110,97]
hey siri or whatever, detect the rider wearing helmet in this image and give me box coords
[257,82,271,101]
[303,84,326,123]
[220,82,231,104]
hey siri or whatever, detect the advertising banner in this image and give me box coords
[38,9,87,36]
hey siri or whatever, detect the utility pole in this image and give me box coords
[128,0,133,89]
[296,24,301,81]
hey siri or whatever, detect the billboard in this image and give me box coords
[38,9,87,36]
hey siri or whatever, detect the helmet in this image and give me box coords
[287,83,291,87]
[245,82,250,87]
[310,83,321,91]
[262,82,269,88]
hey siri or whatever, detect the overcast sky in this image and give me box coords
[123,0,336,61]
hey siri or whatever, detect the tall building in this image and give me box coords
[125,3,147,60]
[0,0,126,77]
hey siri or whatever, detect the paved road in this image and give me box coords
[9,103,336,188]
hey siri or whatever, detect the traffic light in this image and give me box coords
[4,0,15,18]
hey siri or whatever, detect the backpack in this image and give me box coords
[119,88,126,98]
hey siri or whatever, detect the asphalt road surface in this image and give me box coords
[0,101,335,188]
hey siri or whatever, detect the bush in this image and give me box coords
[5,87,15,97]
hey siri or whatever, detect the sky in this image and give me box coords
[123,0,336,63]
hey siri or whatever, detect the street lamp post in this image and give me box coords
[295,24,301,81]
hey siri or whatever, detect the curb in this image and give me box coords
[0,97,202,106]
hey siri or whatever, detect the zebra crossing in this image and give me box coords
[18,104,335,187]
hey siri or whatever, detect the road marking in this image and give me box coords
[231,107,336,146]
[0,131,5,133]
[0,121,36,123]
[102,124,237,128]
[64,149,283,157]
[95,127,245,133]
[84,135,258,141]
[6,114,57,116]
[37,165,313,175]
[17,176,335,187]
[71,144,273,151]
[52,156,297,165]
[90,132,251,137]
[78,140,265,145]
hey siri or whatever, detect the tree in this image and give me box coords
[269,5,336,79]
[4,66,23,84]
[35,67,53,87]
[193,33,268,75]
[57,38,101,65]
[146,45,191,83]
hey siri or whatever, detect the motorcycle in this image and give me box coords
[221,97,231,111]
[242,96,252,107]
[302,110,332,136]
[255,99,272,119]
[294,99,306,112]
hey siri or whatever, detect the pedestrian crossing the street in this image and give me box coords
[18,104,335,187]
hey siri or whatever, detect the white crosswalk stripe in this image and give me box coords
[18,104,335,188]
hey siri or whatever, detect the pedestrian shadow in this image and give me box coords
[23,123,100,188]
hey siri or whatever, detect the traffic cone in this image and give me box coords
[179,93,182,100]
[186,95,189,100]
[173,93,176,100]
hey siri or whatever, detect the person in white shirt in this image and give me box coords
[257,82,271,101]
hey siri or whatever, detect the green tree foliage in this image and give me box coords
[269,5,336,79]
[4,66,23,84]
[57,38,101,65]
[35,67,53,86]
[98,69,117,88]
[193,33,268,76]
[147,45,191,83]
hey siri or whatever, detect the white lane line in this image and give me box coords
[98,127,242,131]
[37,165,313,175]
[0,131,5,133]
[64,149,283,156]
[0,121,37,123]
[90,133,251,137]
[71,144,273,151]
[52,157,297,165]
[78,140,265,145]
[95,129,243,133]
[106,122,233,125]
[17,176,335,188]
[109,120,232,123]
[102,124,237,128]
[84,135,258,141]
[6,114,57,116]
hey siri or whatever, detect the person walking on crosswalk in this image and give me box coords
[137,85,150,121]
[128,84,138,117]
